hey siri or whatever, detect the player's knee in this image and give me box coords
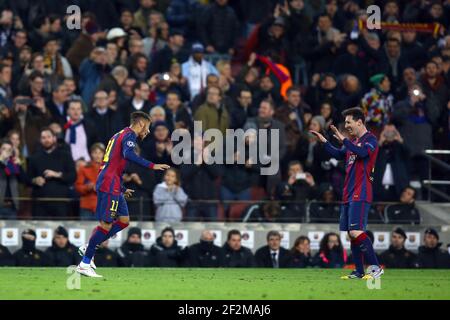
[348,230,363,239]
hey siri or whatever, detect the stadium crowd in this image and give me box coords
[0,226,450,268]
[0,0,449,222]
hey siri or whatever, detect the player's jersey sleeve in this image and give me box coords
[342,136,377,158]
[324,142,347,160]
[122,133,155,169]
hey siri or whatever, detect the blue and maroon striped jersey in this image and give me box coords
[96,127,154,195]
[325,132,378,203]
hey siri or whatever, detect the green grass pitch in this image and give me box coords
[1,268,449,300]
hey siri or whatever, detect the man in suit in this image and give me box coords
[255,230,291,268]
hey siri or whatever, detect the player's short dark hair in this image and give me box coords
[130,111,151,124]
[342,107,365,123]
[227,229,241,241]
[266,230,281,241]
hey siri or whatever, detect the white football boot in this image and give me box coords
[76,261,103,278]
[78,244,97,270]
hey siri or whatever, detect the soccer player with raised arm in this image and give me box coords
[310,107,384,279]
[76,111,170,277]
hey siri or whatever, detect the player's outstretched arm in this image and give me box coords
[153,164,171,170]
[310,130,346,160]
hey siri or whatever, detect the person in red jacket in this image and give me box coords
[75,143,105,220]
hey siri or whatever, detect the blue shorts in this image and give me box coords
[339,201,370,231]
[96,191,129,223]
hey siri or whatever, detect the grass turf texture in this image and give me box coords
[0,268,449,300]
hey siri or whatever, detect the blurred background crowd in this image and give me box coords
[0,0,449,223]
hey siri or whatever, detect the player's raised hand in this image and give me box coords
[330,125,345,142]
[153,164,170,171]
[309,130,327,143]
[124,189,135,199]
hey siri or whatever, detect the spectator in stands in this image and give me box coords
[194,85,229,135]
[45,226,80,267]
[182,43,219,99]
[10,95,50,157]
[299,14,345,74]
[79,47,111,104]
[153,168,188,223]
[252,74,283,108]
[222,230,255,267]
[180,135,221,221]
[229,88,255,129]
[334,75,363,115]
[13,229,50,267]
[0,64,13,108]
[385,187,421,224]
[244,99,286,194]
[417,228,450,269]
[309,185,340,223]
[28,127,76,218]
[117,227,148,267]
[42,36,72,79]
[149,29,188,75]
[120,81,152,125]
[255,230,291,268]
[0,139,27,219]
[133,0,159,36]
[373,124,410,202]
[86,90,122,146]
[380,227,418,269]
[361,73,394,133]
[305,73,338,113]
[220,148,258,216]
[63,99,97,162]
[128,53,149,83]
[394,67,418,101]
[149,105,166,123]
[148,227,183,267]
[66,20,101,71]
[392,83,435,182]
[75,143,105,220]
[93,240,119,267]
[200,0,239,55]
[0,243,14,266]
[46,82,69,127]
[381,37,409,90]
[290,235,313,268]
[419,60,449,128]
[275,86,311,163]
[275,161,317,221]
[185,230,225,267]
[313,232,347,268]
[333,39,366,81]
[163,90,192,133]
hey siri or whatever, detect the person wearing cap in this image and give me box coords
[117,227,148,267]
[13,229,51,266]
[360,73,394,133]
[379,227,418,268]
[45,226,80,266]
[149,29,188,75]
[417,228,450,269]
[181,42,219,99]
[66,20,102,71]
